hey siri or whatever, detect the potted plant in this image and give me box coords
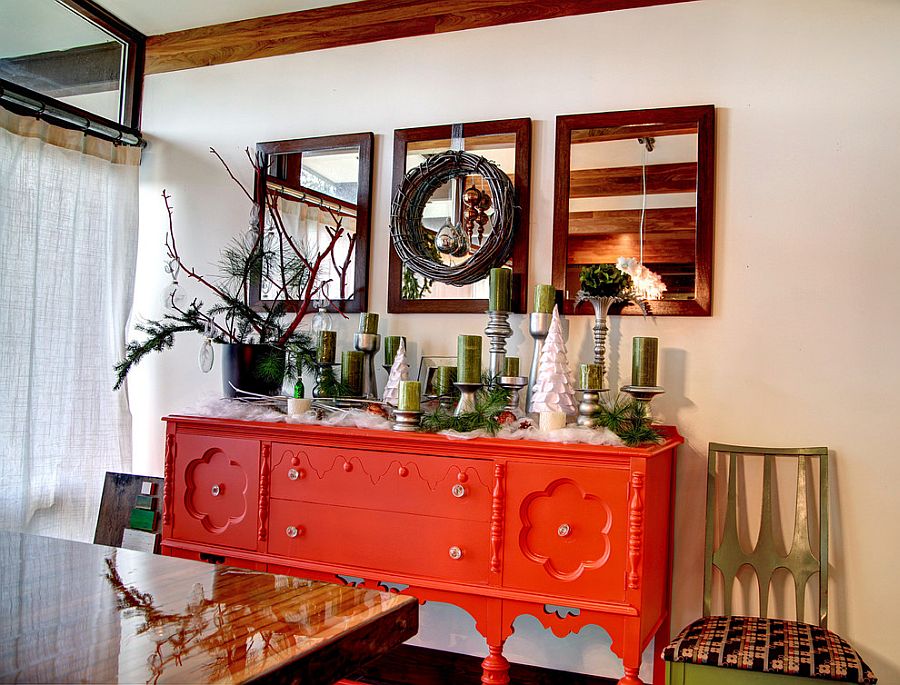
[114,149,353,396]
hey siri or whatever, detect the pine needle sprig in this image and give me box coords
[420,384,511,435]
[593,393,662,447]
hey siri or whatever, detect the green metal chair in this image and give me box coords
[662,443,876,684]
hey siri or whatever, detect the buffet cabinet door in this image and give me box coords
[170,433,261,551]
[503,462,630,603]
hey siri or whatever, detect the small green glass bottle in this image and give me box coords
[293,377,305,399]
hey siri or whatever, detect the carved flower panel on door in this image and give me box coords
[184,449,250,533]
[518,479,613,581]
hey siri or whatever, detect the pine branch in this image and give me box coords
[420,384,511,436]
[593,393,662,447]
[113,301,209,390]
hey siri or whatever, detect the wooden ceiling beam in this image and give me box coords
[569,162,696,198]
[145,0,695,75]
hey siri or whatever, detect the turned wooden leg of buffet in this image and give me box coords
[161,416,682,684]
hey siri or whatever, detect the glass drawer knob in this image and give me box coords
[210,484,221,497]
[449,546,463,560]
[451,484,466,498]
[557,523,571,537]
[286,525,303,538]
[287,468,301,480]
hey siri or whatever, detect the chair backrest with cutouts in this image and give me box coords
[703,443,829,627]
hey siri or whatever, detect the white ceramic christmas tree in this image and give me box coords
[530,305,577,430]
[382,338,410,406]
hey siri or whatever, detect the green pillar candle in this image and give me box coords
[398,380,421,411]
[579,363,603,390]
[384,335,405,367]
[316,330,337,364]
[534,284,556,314]
[433,366,457,396]
[341,350,364,396]
[504,356,520,377]
[631,337,659,387]
[488,267,512,312]
[359,312,379,334]
[457,335,482,384]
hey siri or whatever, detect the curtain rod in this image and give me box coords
[0,80,145,148]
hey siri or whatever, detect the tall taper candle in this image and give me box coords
[488,267,512,312]
[631,337,659,387]
[504,356,520,377]
[457,335,482,384]
[534,284,556,314]
[398,380,421,411]
[316,330,336,364]
[384,335,405,367]
[359,312,379,334]
[341,350,364,395]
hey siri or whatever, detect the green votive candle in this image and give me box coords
[579,363,603,390]
[316,330,336,364]
[488,267,512,312]
[359,312,379,334]
[534,284,556,314]
[631,337,659,387]
[457,335,482,384]
[383,335,405,367]
[504,356,520,377]
[341,350,364,396]
[398,380,421,411]
[433,366,457,396]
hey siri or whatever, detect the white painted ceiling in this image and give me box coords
[95,0,366,35]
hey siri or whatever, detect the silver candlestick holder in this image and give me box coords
[621,384,665,419]
[575,293,624,387]
[499,375,528,415]
[484,310,513,382]
[453,381,483,416]
[576,387,609,427]
[353,332,381,399]
[526,312,552,412]
[312,362,337,398]
[392,409,422,432]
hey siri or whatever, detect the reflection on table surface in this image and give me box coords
[0,530,416,684]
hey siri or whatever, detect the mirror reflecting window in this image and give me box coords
[254,133,374,313]
[553,106,714,316]
[389,119,531,313]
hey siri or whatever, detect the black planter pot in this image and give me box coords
[219,343,285,397]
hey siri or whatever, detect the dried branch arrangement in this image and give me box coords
[114,148,353,390]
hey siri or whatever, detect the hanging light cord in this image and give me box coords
[639,146,647,265]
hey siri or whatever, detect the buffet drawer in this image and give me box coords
[267,499,491,584]
[270,443,493,522]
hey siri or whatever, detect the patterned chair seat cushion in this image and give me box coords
[662,616,877,684]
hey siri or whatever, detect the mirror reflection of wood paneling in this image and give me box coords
[254,133,374,313]
[389,119,531,314]
[553,106,714,316]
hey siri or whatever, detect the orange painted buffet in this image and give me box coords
[162,415,683,684]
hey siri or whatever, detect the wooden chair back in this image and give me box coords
[703,443,829,627]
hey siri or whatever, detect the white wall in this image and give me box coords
[129,0,900,680]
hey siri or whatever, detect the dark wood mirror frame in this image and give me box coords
[252,132,374,313]
[388,118,531,314]
[552,105,715,316]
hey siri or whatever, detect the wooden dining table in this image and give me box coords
[0,530,417,684]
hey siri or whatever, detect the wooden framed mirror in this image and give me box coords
[388,118,531,313]
[552,105,714,316]
[252,132,373,313]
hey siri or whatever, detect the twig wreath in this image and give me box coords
[390,150,516,286]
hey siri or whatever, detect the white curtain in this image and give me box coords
[0,111,140,541]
